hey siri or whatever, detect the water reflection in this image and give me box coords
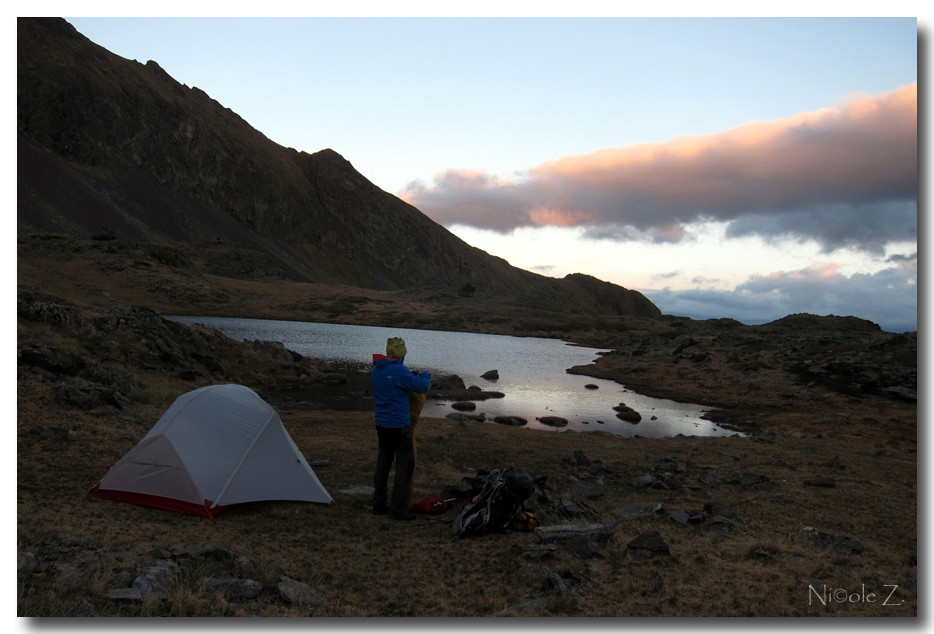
[169,316,739,438]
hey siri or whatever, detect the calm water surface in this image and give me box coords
[169,316,738,438]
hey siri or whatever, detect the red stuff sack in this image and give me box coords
[411,494,447,514]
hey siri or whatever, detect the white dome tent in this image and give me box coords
[90,384,332,518]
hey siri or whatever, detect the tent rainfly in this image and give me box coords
[90,383,332,517]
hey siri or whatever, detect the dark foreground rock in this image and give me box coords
[19,536,326,615]
[624,531,671,561]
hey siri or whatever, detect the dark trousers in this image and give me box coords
[373,425,415,513]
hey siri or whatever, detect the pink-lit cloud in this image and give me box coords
[402,84,917,252]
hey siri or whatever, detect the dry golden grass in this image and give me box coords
[18,376,918,617]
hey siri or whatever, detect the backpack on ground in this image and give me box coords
[453,467,535,538]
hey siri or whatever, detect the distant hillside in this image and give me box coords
[17,17,660,319]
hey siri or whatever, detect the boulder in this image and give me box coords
[204,578,263,600]
[633,475,667,489]
[538,416,569,427]
[624,531,670,561]
[704,515,745,536]
[563,536,607,559]
[523,563,587,610]
[884,386,917,401]
[718,469,768,487]
[430,374,466,391]
[799,527,863,555]
[54,377,130,410]
[278,576,325,609]
[535,522,619,544]
[446,412,486,422]
[668,509,691,525]
[132,563,179,596]
[615,502,664,520]
[703,501,737,519]
[613,403,642,423]
[493,415,527,426]
[251,340,297,362]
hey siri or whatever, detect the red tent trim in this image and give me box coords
[88,484,233,519]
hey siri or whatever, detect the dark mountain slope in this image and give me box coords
[17,17,659,317]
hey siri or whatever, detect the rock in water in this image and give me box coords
[537,416,568,427]
[431,374,467,391]
[493,415,527,426]
[613,403,642,423]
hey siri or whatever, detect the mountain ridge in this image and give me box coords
[17,17,661,319]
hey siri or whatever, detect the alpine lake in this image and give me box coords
[169,316,740,439]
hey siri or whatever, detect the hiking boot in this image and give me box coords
[390,509,416,521]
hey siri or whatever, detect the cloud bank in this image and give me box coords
[643,252,918,332]
[403,84,917,253]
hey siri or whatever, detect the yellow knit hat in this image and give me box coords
[386,337,407,358]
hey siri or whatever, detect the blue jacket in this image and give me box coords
[371,355,431,429]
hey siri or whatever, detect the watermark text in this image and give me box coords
[808,583,904,607]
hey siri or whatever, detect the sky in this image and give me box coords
[59,10,921,332]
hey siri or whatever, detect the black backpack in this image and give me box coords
[453,467,534,538]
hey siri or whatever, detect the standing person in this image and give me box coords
[371,337,431,520]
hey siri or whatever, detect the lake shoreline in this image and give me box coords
[173,315,734,439]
